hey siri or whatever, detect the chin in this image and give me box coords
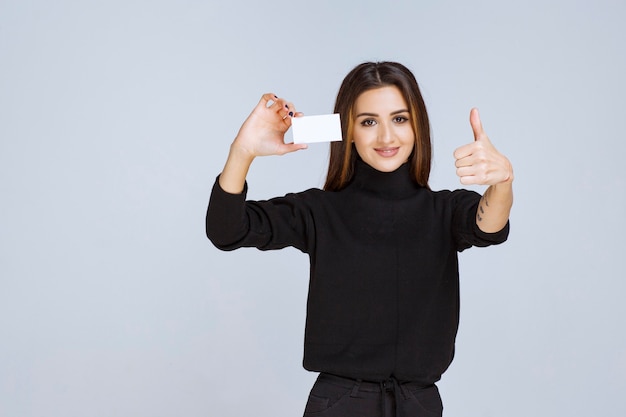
[369,160,404,172]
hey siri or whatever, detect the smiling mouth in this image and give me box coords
[375,147,400,157]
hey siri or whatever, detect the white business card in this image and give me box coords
[291,114,342,144]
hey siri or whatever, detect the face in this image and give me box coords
[352,86,415,172]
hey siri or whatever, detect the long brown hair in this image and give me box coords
[324,62,432,191]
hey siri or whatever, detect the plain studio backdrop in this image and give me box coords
[1,1,625,416]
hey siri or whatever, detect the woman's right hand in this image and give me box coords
[231,93,308,159]
[218,93,307,194]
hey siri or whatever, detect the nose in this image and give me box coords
[377,121,393,144]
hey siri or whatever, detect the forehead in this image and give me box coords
[354,86,408,114]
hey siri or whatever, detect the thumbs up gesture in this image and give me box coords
[453,108,513,186]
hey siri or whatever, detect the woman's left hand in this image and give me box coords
[453,108,513,186]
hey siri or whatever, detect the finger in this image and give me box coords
[273,98,289,112]
[453,142,476,160]
[286,101,296,116]
[458,167,490,185]
[279,101,298,125]
[455,154,476,168]
[260,93,279,108]
[268,99,288,120]
[277,142,308,155]
[459,175,479,186]
[262,96,289,120]
[294,111,305,117]
[262,94,286,112]
[455,165,476,177]
[470,108,486,141]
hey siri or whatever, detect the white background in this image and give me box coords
[1,1,625,416]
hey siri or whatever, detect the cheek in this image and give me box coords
[352,127,376,148]
[399,125,415,142]
[352,141,366,159]
[351,130,371,152]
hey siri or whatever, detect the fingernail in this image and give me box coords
[285,104,289,109]
[274,95,278,98]
[289,111,294,117]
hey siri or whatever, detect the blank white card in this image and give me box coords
[291,114,342,144]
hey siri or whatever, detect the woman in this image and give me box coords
[206,62,513,417]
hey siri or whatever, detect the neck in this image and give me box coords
[347,159,422,199]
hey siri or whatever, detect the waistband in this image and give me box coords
[318,372,431,392]
[317,373,433,417]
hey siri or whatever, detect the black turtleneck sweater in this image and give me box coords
[206,160,509,384]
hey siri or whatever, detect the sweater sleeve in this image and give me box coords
[450,189,510,252]
[205,176,315,253]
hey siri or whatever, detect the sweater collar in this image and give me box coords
[347,159,422,199]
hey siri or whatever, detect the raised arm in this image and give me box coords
[453,108,513,233]
[219,93,308,194]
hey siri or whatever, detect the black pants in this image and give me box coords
[303,373,443,417]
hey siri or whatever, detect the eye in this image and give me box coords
[393,116,409,123]
[360,119,377,127]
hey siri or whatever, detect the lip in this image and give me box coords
[374,147,400,157]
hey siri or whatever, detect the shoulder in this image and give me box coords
[430,188,481,204]
[280,187,325,201]
[262,187,327,207]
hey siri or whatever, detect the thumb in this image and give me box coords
[470,108,486,141]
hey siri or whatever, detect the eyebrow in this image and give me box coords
[355,109,410,118]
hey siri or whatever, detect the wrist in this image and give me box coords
[502,166,514,184]
[498,161,514,185]
[229,142,256,164]
[490,171,514,194]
